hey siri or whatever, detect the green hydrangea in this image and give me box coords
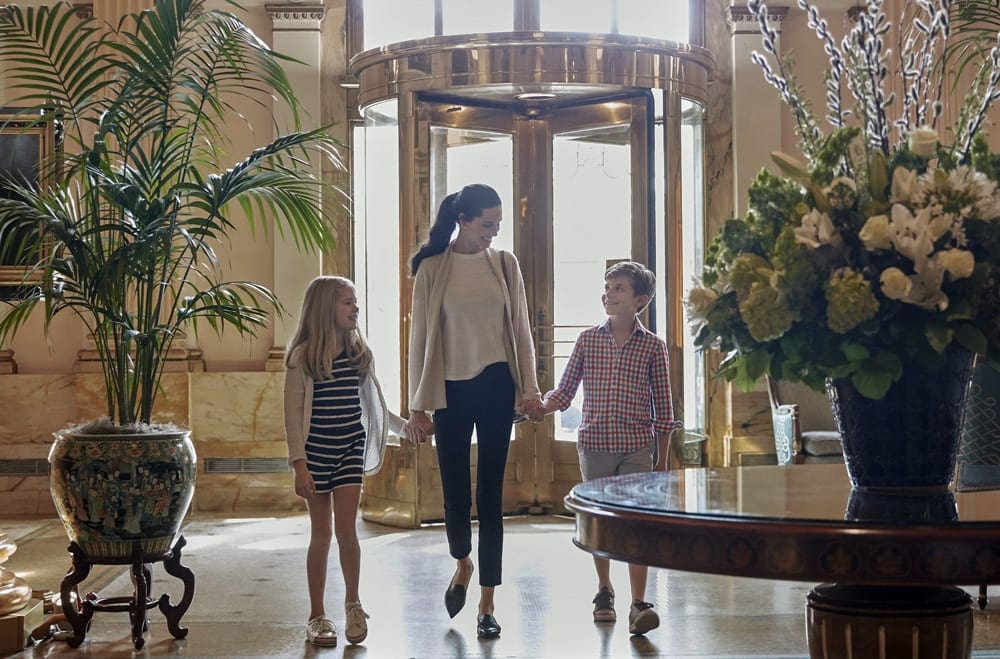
[729,253,772,297]
[824,268,878,333]
[739,282,795,341]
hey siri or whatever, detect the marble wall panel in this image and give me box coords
[195,474,302,513]
[0,376,76,448]
[189,372,285,454]
[73,373,189,427]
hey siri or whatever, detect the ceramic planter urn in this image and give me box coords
[48,429,197,561]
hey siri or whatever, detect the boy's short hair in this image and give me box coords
[605,261,656,300]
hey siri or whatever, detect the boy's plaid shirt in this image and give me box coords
[546,319,682,452]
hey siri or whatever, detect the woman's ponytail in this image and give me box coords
[411,192,460,275]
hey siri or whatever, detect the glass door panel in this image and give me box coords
[531,95,653,511]
[550,123,632,442]
[418,100,524,521]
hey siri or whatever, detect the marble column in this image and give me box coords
[265,4,326,371]
[0,531,31,617]
[728,3,787,215]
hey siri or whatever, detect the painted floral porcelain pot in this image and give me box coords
[48,429,196,561]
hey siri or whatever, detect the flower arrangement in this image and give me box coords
[686,0,1000,399]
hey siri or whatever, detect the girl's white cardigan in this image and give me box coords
[284,353,406,475]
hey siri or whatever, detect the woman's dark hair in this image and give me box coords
[410,183,502,275]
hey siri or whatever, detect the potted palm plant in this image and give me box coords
[0,0,340,563]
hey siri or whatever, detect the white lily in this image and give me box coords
[794,209,838,249]
[889,203,934,263]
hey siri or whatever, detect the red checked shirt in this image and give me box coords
[545,319,681,452]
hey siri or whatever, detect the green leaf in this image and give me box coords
[840,341,870,362]
[869,350,903,382]
[851,366,893,400]
[955,323,988,354]
[744,349,772,383]
[924,321,954,354]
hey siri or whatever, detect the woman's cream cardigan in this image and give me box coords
[284,349,406,475]
[408,245,540,413]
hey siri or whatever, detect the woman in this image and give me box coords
[407,183,541,639]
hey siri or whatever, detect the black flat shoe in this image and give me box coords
[445,582,467,618]
[477,613,501,639]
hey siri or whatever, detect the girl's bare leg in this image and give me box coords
[305,492,334,620]
[332,484,363,604]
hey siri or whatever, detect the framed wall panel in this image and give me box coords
[0,110,59,298]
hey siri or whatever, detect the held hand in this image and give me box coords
[523,397,545,423]
[407,411,434,444]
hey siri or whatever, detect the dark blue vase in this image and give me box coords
[828,347,976,491]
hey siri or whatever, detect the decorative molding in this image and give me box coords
[0,349,16,375]
[265,4,325,30]
[728,5,788,36]
[72,3,94,19]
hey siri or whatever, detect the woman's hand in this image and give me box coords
[406,410,435,444]
[523,396,545,423]
[292,461,315,498]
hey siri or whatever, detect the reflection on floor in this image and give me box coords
[4,514,1000,658]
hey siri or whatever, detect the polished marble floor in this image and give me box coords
[4,514,1000,658]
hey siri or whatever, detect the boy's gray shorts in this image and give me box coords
[577,444,653,481]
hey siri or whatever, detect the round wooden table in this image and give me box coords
[564,462,1000,659]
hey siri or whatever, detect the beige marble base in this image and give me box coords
[0,370,299,515]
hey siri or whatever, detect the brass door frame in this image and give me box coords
[362,92,655,527]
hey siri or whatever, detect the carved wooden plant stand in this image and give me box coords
[58,535,195,650]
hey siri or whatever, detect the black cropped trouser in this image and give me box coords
[434,362,515,587]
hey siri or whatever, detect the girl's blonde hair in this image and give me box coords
[285,276,373,380]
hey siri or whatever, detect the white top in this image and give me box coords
[408,245,540,413]
[441,251,507,380]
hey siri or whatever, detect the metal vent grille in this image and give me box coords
[0,459,49,475]
[203,457,291,474]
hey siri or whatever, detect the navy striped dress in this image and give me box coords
[304,351,366,492]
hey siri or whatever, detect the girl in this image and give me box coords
[284,275,409,647]
[407,183,542,639]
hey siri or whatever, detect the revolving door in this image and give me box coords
[350,31,713,527]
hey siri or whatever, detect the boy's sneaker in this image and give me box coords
[592,587,616,622]
[345,602,370,644]
[628,600,659,635]
[306,616,337,647]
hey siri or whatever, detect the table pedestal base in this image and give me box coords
[806,584,973,659]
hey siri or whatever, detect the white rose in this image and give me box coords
[908,127,938,159]
[934,249,975,279]
[859,214,892,250]
[880,267,913,301]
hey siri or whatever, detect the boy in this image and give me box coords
[537,261,681,635]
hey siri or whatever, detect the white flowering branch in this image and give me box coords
[842,0,893,156]
[896,0,950,145]
[956,33,1000,162]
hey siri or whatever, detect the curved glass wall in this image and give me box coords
[352,99,402,433]
[358,0,692,52]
